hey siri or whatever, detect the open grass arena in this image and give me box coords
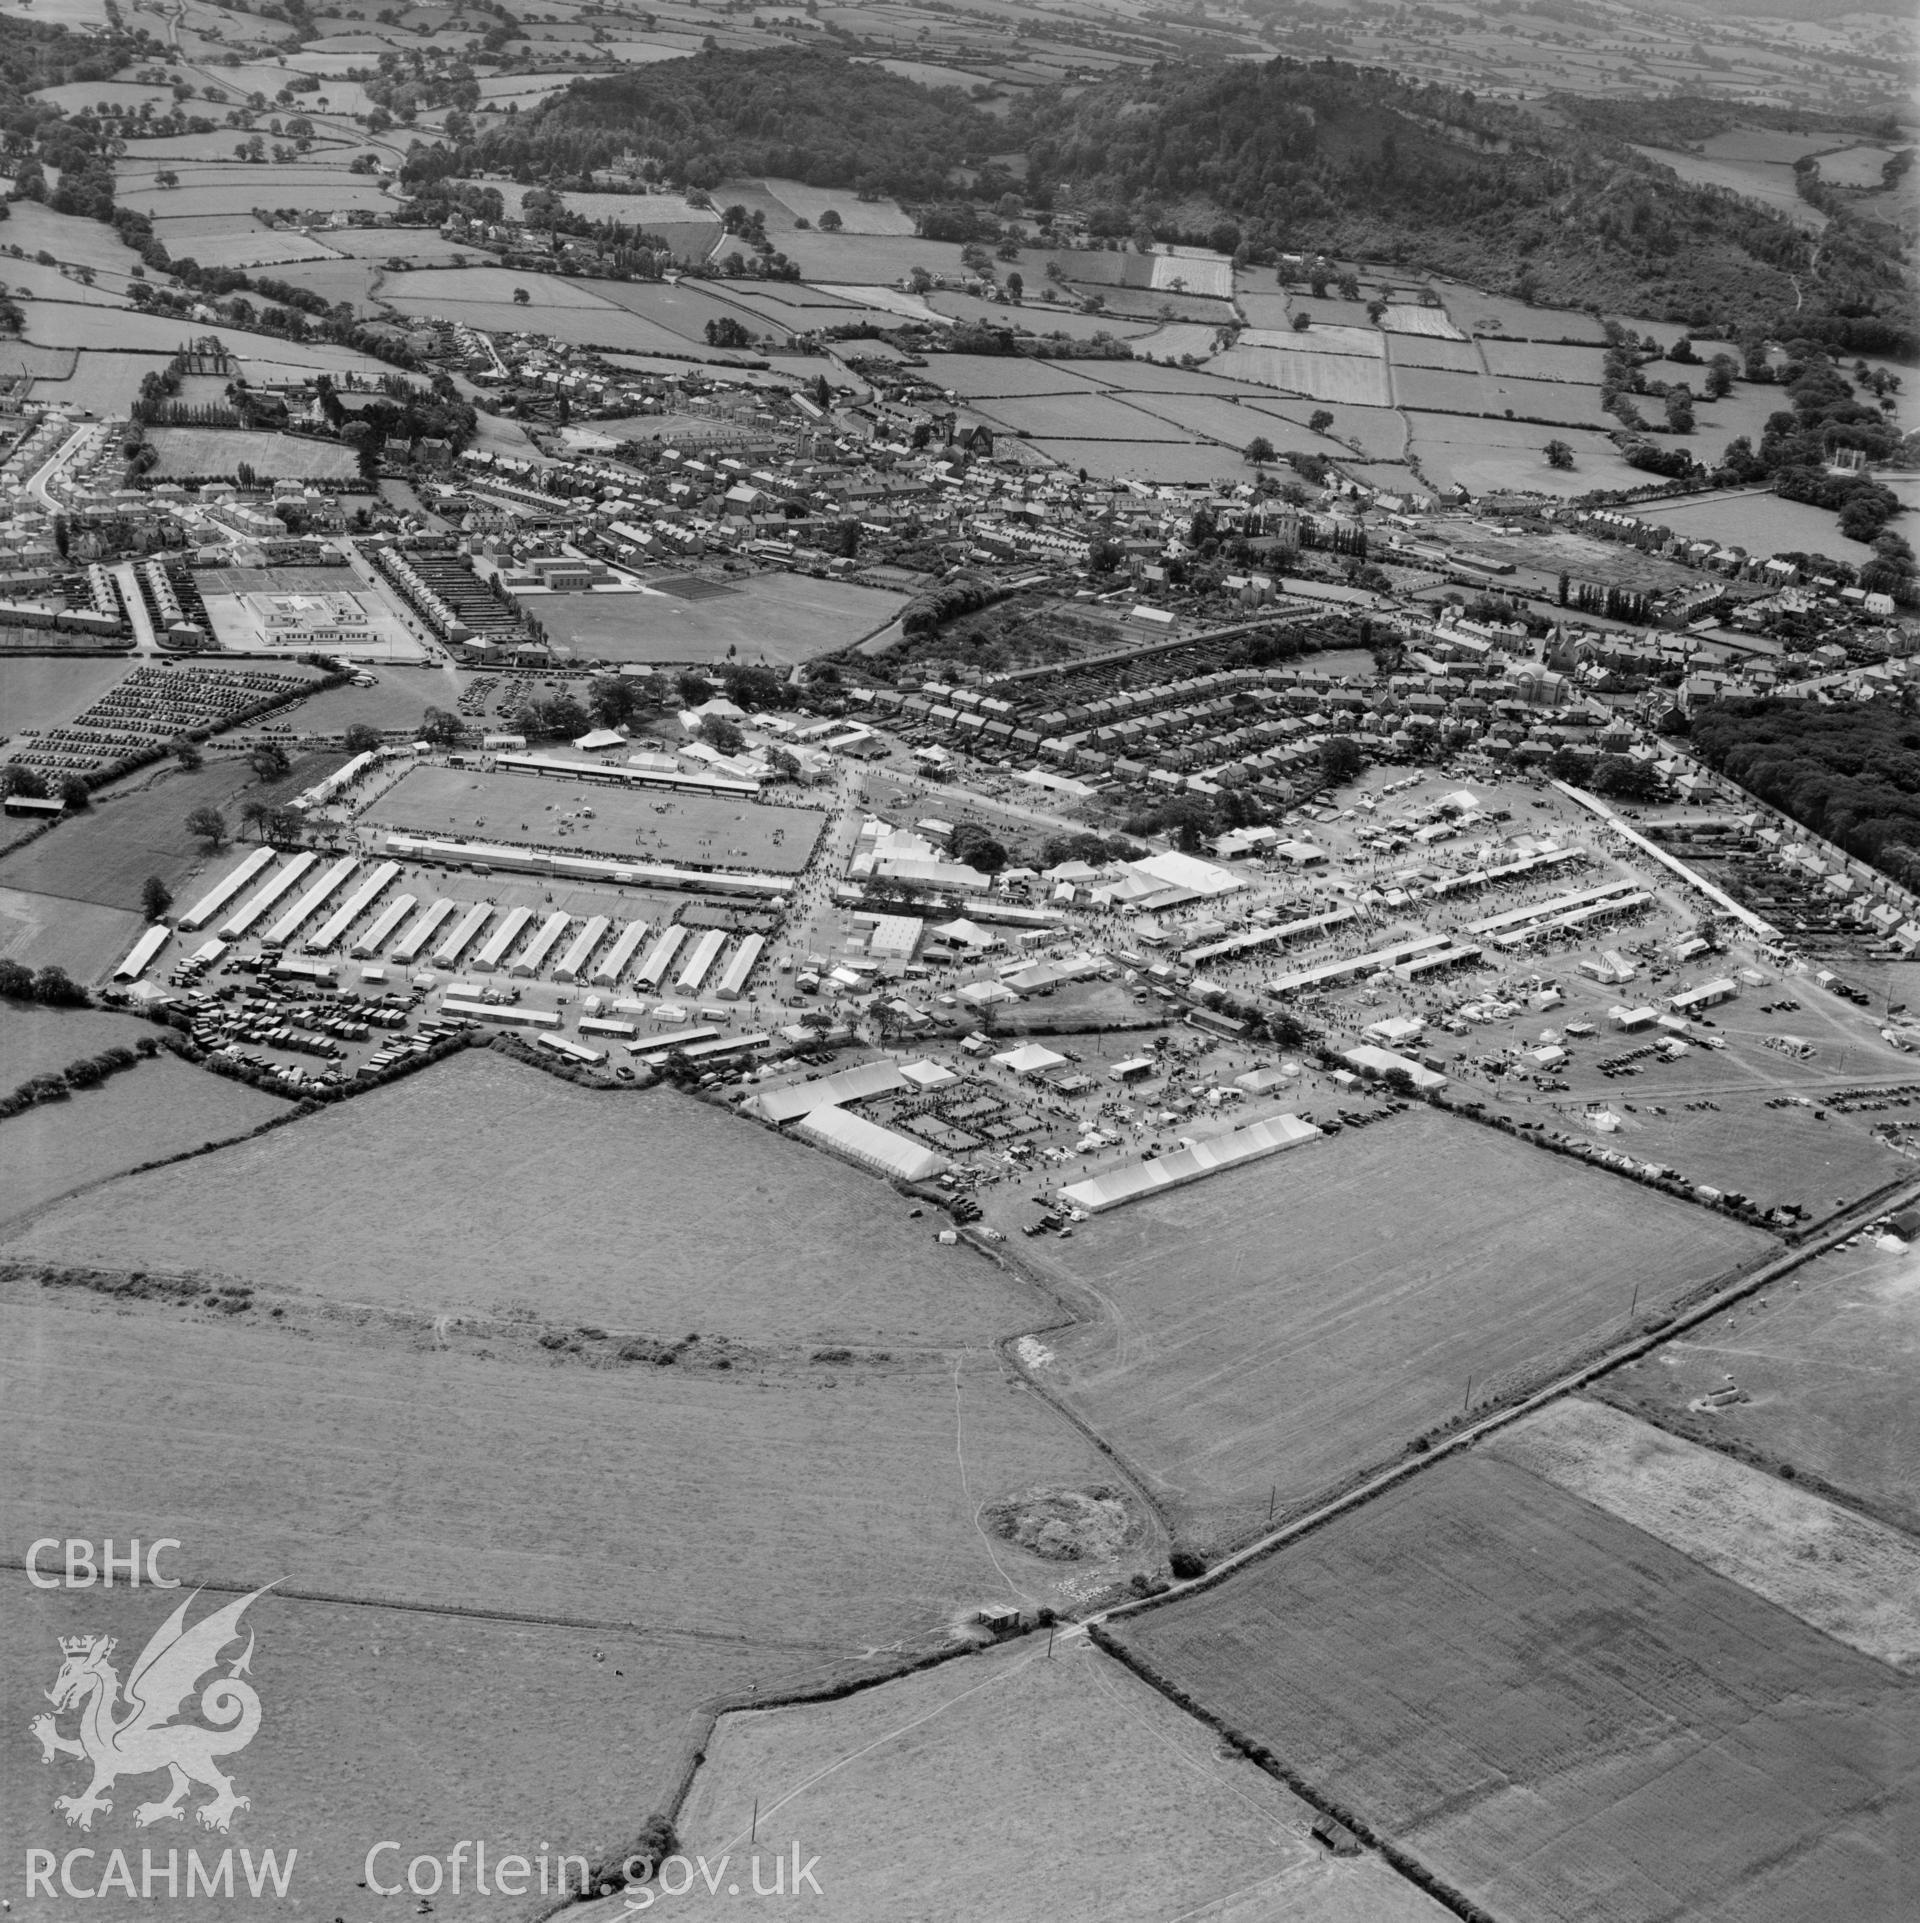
[1112,1450,1918,1923]
[365,764,826,873]
[3,1049,1039,1344]
[1010,1107,1770,1549]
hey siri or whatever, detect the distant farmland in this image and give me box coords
[1111,1451,1917,1923]
[1012,1107,1769,1549]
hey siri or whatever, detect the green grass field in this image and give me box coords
[365,763,827,872]
[1113,1450,1917,1923]
[3,1050,1042,1344]
[1006,1106,1770,1550]
[665,1635,1451,1923]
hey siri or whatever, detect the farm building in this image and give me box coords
[1059,1114,1319,1214]
[794,1105,947,1182]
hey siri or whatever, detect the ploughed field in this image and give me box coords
[1009,1106,1771,1550]
[1110,1447,1920,1923]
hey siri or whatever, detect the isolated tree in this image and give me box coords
[342,722,382,754]
[140,875,173,922]
[239,799,276,842]
[1309,410,1334,436]
[0,764,48,798]
[249,741,290,784]
[419,706,462,747]
[171,736,202,770]
[701,716,745,756]
[511,285,530,304]
[816,208,842,232]
[185,804,228,849]
[1244,435,1276,464]
[1544,439,1576,469]
[57,774,89,809]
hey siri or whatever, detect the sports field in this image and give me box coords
[1008,1107,1769,1548]
[1113,1450,1918,1922]
[366,764,825,871]
[4,1050,1040,1344]
[666,1635,1451,1923]
[1597,1232,1920,1535]
[146,429,361,482]
[530,573,909,665]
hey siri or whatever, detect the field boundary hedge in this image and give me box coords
[1086,1624,1496,1922]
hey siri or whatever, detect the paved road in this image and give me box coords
[25,424,89,513]
[111,560,159,656]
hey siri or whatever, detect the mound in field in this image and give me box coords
[980,1484,1143,1562]
[2,1049,1043,1344]
[1005,1106,1769,1550]
[636,1634,1452,1923]
[1112,1450,1917,1923]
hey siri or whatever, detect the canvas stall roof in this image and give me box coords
[748,1059,910,1125]
[1060,1114,1319,1214]
[993,1042,1069,1075]
[795,1105,947,1182]
[932,917,996,948]
[900,1060,959,1090]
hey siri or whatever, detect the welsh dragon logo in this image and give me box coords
[29,1587,270,1833]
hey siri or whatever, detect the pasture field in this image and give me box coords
[1478,338,1606,381]
[0,753,339,915]
[367,762,826,872]
[529,571,907,665]
[1060,358,1279,399]
[1102,390,1285,448]
[115,172,393,219]
[6,1049,1040,1344]
[1490,1397,1920,1667]
[930,291,1151,339]
[1001,1106,1768,1549]
[0,887,142,982]
[1384,333,1481,371]
[0,656,133,735]
[1205,347,1392,406]
[1240,322,1382,357]
[0,1289,1121,1645]
[0,1570,766,1923]
[762,178,917,233]
[1113,1450,1919,1923]
[586,277,777,342]
[1245,396,1408,458]
[379,292,700,356]
[254,258,385,308]
[1656,487,1874,558]
[2,1052,286,1223]
[1378,304,1463,340]
[1031,438,1240,485]
[0,1002,158,1086]
[750,232,974,284]
[21,305,401,378]
[1128,320,1231,362]
[147,429,361,482]
[1597,1233,1920,1536]
[1391,365,1491,414]
[155,229,346,272]
[1405,413,1646,496]
[1818,145,1903,188]
[1630,144,1822,229]
[383,265,614,309]
[312,224,473,260]
[972,393,1186,441]
[1432,280,1607,342]
[646,1637,1451,1923]
[814,282,945,323]
[1482,373,1617,426]
[935,355,1088,398]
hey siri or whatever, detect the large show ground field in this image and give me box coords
[364,764,826,872]
[1112,1450,1919,1923]
[2,1050,1043,1344]
[1010,1107,1771,1547]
